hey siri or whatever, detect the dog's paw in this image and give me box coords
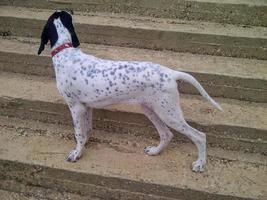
[144,146,160,156]
[192,160,205,172]
[66,150,81,162]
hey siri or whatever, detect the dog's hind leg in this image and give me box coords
[173,121,206,172]
[67,103,92,162]
[141,104,173,156]
[150,92,206,172]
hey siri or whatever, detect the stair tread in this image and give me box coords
[0,3,266,200]
[1,37,267,82]
[0,188,95,200]
[1,0,267,28]
[49,0,267,7]
[0,6,266,39]
[0,71,266,132]
[0,116,266,199]
[192,0,267,6]
[1,6,267,60]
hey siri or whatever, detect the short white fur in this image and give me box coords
[51,15,222,172]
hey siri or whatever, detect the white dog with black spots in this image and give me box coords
[38,11,222,172]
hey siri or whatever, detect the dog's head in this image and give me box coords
[37,10,80,55]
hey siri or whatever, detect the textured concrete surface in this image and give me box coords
[0,116,266,199]
[0,72,266,154]
[1,37,266,102]
[0,6,266,59]
[0,0,266,26]
[0,187,100,200]
[0,2,266,199]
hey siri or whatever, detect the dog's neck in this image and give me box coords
[52,18,73,50]
[51,18,82,77]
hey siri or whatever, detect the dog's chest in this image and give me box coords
[52,51,77,93]
[52,50,98,99]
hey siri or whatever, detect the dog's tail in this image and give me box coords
[174,71,222,111]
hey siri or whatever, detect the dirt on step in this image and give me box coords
[0,115,266,199]
[0,187,101,200]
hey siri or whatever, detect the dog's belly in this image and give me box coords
[79,85,145,108]
[83,97,138,108]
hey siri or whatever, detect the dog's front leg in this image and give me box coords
[67,103,91,162]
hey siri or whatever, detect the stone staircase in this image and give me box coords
[0,0,266,199]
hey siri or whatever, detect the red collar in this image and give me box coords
[51,43,73,57]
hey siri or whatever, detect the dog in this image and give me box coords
[38,11,222,172]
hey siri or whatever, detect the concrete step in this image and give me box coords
[0,6,267,59]
[0,115,266,200]
[1,37,266,103]
[0,189,40,200]
[0,187,98,200]
[0,72,266,154]
[1,0,266,26]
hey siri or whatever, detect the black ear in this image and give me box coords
[38,24,49,55]
[38,12,60,55]
[60,11,80,47]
